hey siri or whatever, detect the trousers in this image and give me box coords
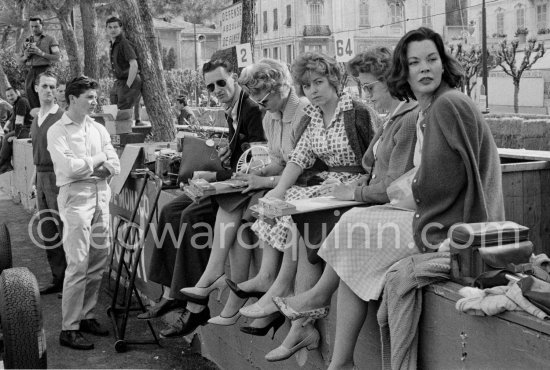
[58,179,111,330]
[36,171,66,285]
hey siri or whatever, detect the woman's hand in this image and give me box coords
[317,179,340,196]
[332,183,355,200]
[233,173,267,193]
[264,187,285,200]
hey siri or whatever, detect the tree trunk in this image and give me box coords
[80,0,99,79]
[241,0,255,49]
[53,0,82,77]
[514,81,520,113]
[0,64,10,97]
[116,0,175,142]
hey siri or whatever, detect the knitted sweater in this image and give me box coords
[30,108,64,172]
[412,84,505,252]
[355,101,418,203]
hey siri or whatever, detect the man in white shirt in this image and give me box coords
[47,76,120,350]
[29,71,67,295]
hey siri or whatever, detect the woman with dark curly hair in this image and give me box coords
[233,51,377,361]
[287,27,504,369]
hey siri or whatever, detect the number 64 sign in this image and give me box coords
[334,32,355,62]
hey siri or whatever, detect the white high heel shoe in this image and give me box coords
[208,299,249,326]
[265,328,320,362]
[180,274,227,301]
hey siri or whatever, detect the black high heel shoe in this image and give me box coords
[239,313,285,339]
[226,278,265,299]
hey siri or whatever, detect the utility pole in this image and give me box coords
[481,0,489,113]
[194,22,199,106]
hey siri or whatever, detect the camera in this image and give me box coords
[24,35,35,50]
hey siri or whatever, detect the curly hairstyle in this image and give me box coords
[347,46,393,81]
[387,27,464,102]
[291,52,341,96]
[238,58,292,97]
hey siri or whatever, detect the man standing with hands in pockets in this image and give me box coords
[48,76,120,350]
[30,71,66,295]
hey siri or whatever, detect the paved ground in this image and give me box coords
[0,190,218,369]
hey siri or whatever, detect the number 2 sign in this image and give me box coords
[236,43,253,68]
[334,32,355,62]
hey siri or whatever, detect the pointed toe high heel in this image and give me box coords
[240,313,286,339]
[226,278,265,299]
[207,299,249,326]
[180,274,227,301]
[272,296,329,321]
[264,328,321,362]
[239,301,279,319]
[207,311,241,326]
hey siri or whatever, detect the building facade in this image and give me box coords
[253,0,446,63]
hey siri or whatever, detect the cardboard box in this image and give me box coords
[105,119,133,135]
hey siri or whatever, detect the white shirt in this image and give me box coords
[37,104,59,127]
[47,113,120,187]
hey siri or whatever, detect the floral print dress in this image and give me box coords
[251,93,365,251]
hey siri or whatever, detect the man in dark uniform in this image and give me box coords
[139,59,265,338]
[0,87,33,173]
[106,16,142,122]
[17,16,61,109]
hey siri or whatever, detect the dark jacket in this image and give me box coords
[412,84,505,252]
[217,89,265,181]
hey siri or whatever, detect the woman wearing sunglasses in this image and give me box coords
[179,58,309,328]
[229,52,377,361]
[269,46,419,361]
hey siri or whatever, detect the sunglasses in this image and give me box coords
[251,91,272,108]
[361,80,379,95]
[206,79,228,93]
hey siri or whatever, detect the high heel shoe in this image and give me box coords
[239,313,285,339]
[264,328,320,362]
[272,296,329,321]
[207,299,248,326]
[239,301,279,319]
[226,278,265,299]
[180,274,226,301]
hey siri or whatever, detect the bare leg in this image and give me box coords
[283,264,339,311]
[195,207,243,287]
[328,280,368,370]
[254,245,297,312]
[279,239,324,347]
[237,239,281,293]
[221,226,254,316]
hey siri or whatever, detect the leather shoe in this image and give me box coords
[137,298,183,320]
[39,283,63,295]
[59,330,94,350]
[80,319,109,337]
[159,307,210,338]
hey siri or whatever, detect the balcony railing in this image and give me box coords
[303,25,331,37]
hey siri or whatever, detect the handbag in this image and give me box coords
[386,167,418,211]
[450,221,533,287]
[177,134,223,184]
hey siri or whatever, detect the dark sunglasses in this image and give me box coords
[206,79,227,93]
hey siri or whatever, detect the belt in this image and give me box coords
[327,165,365,174]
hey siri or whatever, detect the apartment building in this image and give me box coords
[253,0,446,63]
